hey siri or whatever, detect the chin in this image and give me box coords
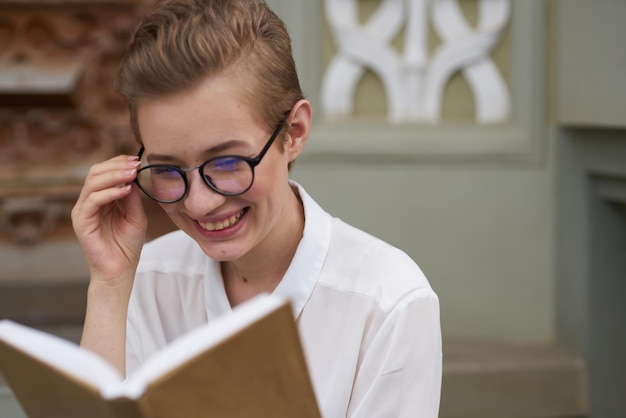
[196,241,248,262]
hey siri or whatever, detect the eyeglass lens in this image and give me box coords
[136,156,254,202]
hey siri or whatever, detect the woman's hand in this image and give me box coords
[73,155,147,375]
[72,155,147,285]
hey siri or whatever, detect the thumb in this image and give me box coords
[123,182,147,230]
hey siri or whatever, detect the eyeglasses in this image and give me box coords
[135,116,287,203]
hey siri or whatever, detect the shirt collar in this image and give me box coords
[204,182,331,319]
[273,182,331,319]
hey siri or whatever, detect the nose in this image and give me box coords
[181,169,226,215]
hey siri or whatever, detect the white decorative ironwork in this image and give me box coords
[321,0,511,123]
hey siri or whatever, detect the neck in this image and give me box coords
[222,184,304,306]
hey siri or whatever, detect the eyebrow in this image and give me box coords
[145,139,251,163]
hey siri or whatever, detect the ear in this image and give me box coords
[285,99,312,162]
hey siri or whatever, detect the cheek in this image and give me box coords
[250,157,287,194]
[253,169,291,217]
[158,202,178,218]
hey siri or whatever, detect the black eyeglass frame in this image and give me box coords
[135,115,287,203]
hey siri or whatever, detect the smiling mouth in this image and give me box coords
[197,209,246,232]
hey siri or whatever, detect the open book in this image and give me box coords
[0,293,321,418]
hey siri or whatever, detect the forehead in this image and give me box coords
[135,76,270,161]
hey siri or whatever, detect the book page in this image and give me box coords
[0,320,123,390]
[102,293,286,400]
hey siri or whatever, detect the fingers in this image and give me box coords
[84,156,140,198]
[76,156,140,206]
[71,155,148,283]
[72,155,141,228]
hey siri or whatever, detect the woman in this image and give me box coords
[72,0,442,416]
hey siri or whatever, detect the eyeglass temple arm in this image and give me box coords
[137,146,145,159]
[253,115,289,163]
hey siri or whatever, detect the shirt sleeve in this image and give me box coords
[346,287,442,418]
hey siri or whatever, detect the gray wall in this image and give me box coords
[555,2,626,412]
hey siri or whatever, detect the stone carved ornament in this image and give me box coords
[321,0,511,123]
[0,1,154,245]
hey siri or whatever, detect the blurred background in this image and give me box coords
[0,0,624,417]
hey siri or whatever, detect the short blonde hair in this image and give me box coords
[116,0,304,143]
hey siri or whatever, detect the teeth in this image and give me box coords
[199,210,244,232]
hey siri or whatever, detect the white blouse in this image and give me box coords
[127,183,442,417]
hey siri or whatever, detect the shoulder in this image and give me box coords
[323,217,436,312]
[137,230,208,276]
[294,183,435,310]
